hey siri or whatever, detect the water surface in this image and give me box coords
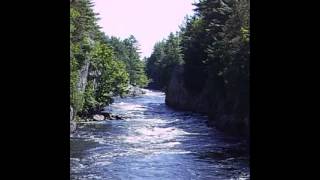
[70,89,249,179]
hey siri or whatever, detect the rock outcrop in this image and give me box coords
[124,85,146,97]
[77,59,90,94]
[70,106,76,133]
[165,66,210,113]
[70,106,74,121]
[165,66,249,137]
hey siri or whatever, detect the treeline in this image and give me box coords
[70,0,148,119]
[103,35,149,87]
[146,32,183,90]
[147,0,249,92]
[146,0,249,135]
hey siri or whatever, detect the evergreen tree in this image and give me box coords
[146,33,183,90]
[70,0,135,118]
[146,0,250,125]
[106,35,149,87]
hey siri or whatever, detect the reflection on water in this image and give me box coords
[70,89,250,179]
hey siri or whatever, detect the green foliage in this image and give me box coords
[70,0,135,117]
[71,90,85,115]
[241,27,249,43]
[91,42,129,106]
[217,0,250,88]
[70,0,99,41]
[104,35,149,87]
[180,16,209,94]
[146,33,183,90]
[70,45,83,114]
[146,0,250,99]
[83,80,97,113]
[180,0,250,91]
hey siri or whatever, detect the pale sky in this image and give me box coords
[93,0,195,58]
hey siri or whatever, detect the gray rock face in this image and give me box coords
[125,85,146,97]
[70,106,76,133]
[165,66,249,137]
[70,121,76,133]
[77,59,90,93]
[165,66,210,113]
[70,106,74,121]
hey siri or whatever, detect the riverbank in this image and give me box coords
[165,66,249,138]
[70,85,146,134]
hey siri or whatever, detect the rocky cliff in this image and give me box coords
[70,57,91,133]
[166,66,249,137]
[70,106,76,133]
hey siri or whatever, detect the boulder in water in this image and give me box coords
[108,114,124,120]
[93,114,105,121]
[100,112,112,119]
[114,115,123,120]
[125,85,145,97]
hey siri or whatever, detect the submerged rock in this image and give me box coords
[89,112,125,121]
[101,111,125,120]
[111,115,123,120]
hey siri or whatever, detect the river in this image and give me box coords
[70,89,250,179]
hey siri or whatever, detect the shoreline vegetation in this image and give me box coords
[70,0,148,132]
[70,0,249,137]
[146,0,249,137]
[70,85,146,133]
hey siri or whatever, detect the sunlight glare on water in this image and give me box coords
[70,89,250,180]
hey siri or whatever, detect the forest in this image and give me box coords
[70,0,249,134]
[147,0,249,93]
[70,0,250,179]
[70,0,148,120]
[146,0,249,135]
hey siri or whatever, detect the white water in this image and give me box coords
[70,89,249,179]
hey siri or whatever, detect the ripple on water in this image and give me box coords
[109,102,147,112]
[70,89,249,179]
[136,127,193,136]
[121,126,196,146]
